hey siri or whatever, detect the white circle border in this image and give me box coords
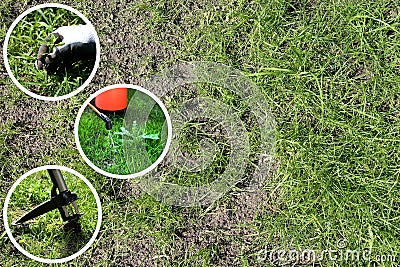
[2,3,101,101]
[2,165,103,264]
[74,84,173,179]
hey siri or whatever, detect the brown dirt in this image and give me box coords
[79,187,278,266]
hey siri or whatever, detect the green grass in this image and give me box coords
[7,169,98,260]
[78,89,167,175]
[6,7,94,97]
[78,111,129,174]
[1,0,399,266]
[132,0,400,265]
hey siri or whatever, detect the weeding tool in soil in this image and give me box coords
[12,169,83,226]
[88,103,113,130]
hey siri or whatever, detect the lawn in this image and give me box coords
[6,6,95,97]
[1,0,399,266]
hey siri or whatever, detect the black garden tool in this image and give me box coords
[12,169,83,226]
[88,102,113,130]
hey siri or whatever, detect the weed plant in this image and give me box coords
[7,7,95,97]
[7,170,98,259]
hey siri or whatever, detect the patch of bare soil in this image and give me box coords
[170,191,275,266]
[82,187,278,267]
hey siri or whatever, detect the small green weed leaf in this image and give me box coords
[14,55,35,60]
[37,21,49,28]
[140,133,159,140]
[115,126,133,136]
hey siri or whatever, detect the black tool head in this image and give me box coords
[105,120,112,130]
[100,113,112,130]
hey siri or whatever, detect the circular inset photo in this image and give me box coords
[3,166,102,263]
[3,3,100,100]
[75,84,172,178]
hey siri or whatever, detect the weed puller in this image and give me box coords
[12,169,83,226]
[88,103,113,130]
